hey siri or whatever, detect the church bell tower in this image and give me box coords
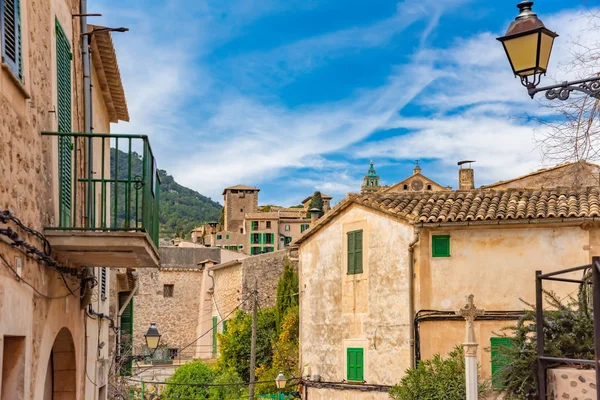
[361,160,381,193]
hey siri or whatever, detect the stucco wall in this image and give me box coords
[299,204,413,391]
[416,224,591,379]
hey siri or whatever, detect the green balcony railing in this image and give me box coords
[42,132,160,247]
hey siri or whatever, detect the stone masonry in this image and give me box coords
[547,368,597,400]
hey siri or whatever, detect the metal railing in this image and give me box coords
[535,258,600,400]
[41,132,160,246]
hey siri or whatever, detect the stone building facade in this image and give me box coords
[193,186,324,255]
[295,164,600,399]
[0,0,142,398]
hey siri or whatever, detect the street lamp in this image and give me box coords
[275,372,287,390]
[497,1,600,100]
[144,322,161,351]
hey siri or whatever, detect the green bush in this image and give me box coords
[209,366,246,400]
[389,346,484,400]
[494,291,594,399]
[163,360,214,399]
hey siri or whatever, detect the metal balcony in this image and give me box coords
[42,132,160,268]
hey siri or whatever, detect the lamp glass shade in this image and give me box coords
[500,28,556,77]
[144,323,161,350]
[275,372,287,389]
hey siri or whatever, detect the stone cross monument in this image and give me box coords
[457,294,484,400]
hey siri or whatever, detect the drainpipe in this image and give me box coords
[408,228,421,368]
[116,279,139,358]
[80,0,94,228]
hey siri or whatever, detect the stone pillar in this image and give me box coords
[457,295,484,400]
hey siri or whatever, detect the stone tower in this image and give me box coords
[222,185,260,233]
[361,161,381,193]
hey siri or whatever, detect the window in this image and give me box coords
[1,0,22,80]
[168,348,179,360]
[240,228,243,234]
[251,247,261,255]
[266,221,271,229]
[285,237,292,245]
[163,284,174,297]
[491,337,512,388]
[347,230,363,274]
[285,224,290,231]
[300,224,309,233]
[100,267,107,301]
[265,247,274,253]
[217,234,222,240]
[432,235,450,257]
[347,348,364,382]
[251,221,259,231]
[266,233,274,244]
[240,208,243,212]
[238,245,244,249]
[427,184,432,190]
[226,234,229,240]
[403,184,408,190]
[251,233,260,244]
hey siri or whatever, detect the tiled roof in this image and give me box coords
[294,187,600,245]
[354,188,600,222]
[223,184,260,194]
[301,193,332,204]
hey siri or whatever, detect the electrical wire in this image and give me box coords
[0,210,51,255]
[0,252,82,300]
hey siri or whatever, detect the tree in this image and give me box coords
[219,207,225,226]
[275,257,299,332]
[494,289,594,399]
[533,11,600,168]
[163,360,214,399]
[389,346,485,400]
[306,191,324,218]
[216,308,277,382]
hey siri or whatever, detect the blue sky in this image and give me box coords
[94,0,599,206]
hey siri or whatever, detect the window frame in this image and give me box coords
[251,221,259,231]
[432,235,451,258]
[1,0,22,80]
[266,221,271,229]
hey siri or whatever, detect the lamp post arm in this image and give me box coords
[527,75,600,100]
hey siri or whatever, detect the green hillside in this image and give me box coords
[110,148,222,238]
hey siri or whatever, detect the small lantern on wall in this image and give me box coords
[144,322,161,350]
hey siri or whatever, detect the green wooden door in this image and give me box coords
[56,20,72,227]
[212,316,218,356]
[119,292,134,375]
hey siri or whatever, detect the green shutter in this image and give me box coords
[56,20,72,228]
[212,316,218,356]
[432,235,451,257]
[347,348,364,381]
[1,0,21,78]
[491,337,512,389]
[347,230,363,274]
[118,292,133,375]
[222,320,228,333]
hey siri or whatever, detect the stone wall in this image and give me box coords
[132,247,224,357]
[548,367,596,399]
[240,247,298,310]
[133,268,204,359]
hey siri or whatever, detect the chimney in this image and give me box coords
[309,208,320,224]
[458,160,475,190]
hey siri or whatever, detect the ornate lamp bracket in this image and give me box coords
[525,75,600,101]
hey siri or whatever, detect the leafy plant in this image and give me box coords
[208,366,246,400]
[216,309,277,382]
[389,346,484,400]
[305,191,324,218]
[163,359,214,399]
[275,257,299,332]
[494,289,594,399]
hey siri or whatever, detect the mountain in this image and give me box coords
[110,148,222,238]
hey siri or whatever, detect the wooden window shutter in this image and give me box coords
[101,267,107,300]
[347,348,364,381]
[355,230,363,273]
[56,20,72,228]
[1,0,21,78]
[432,235,450,257]
[118,292,134,375]
[347,230,363,274]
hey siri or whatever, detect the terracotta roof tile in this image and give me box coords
[351,187,600,223]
